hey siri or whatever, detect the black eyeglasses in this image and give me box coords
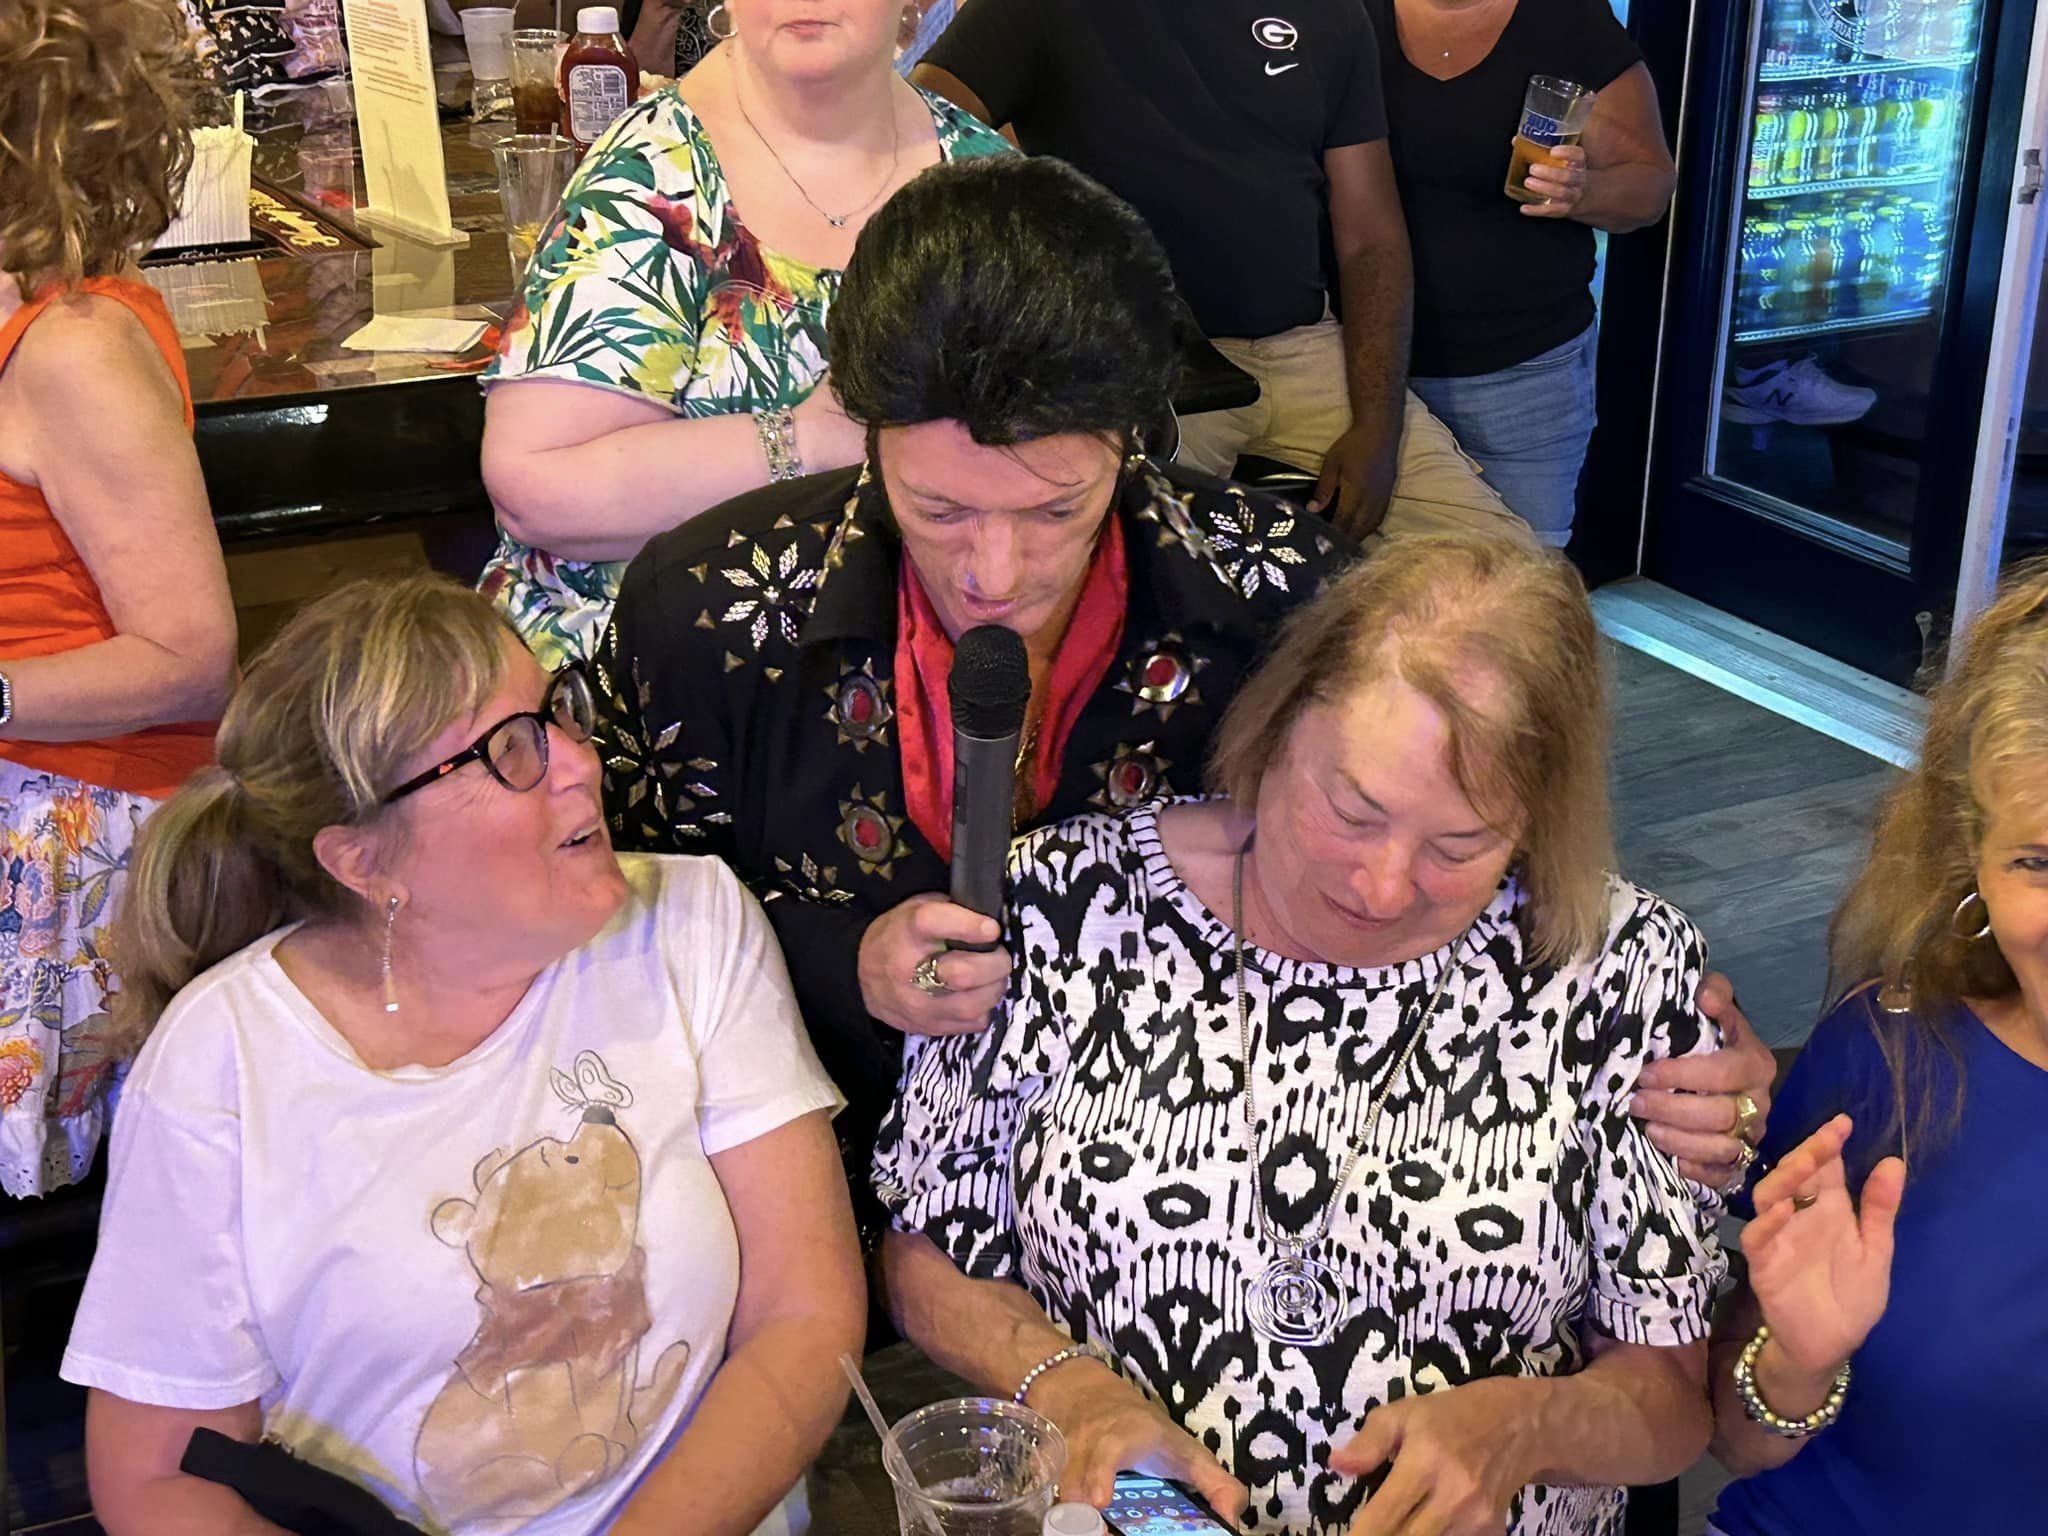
[381,665,598,806]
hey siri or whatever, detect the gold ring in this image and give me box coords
[1791,1192,1818,1212]
[1732,1091,1765,1145]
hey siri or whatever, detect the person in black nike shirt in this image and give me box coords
[914,0,1532,548]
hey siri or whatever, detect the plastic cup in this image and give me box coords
[459,6,515,78]
[297,133,359,214]
[1505,75,1596,203]
[493,132,576,274]
[885,1398,1066,1536]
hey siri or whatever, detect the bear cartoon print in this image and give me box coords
[414,1051,691,1525]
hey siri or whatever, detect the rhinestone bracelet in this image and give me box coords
[1733,1324,1851,1438]
[754,405,802,482]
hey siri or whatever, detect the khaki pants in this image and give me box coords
[1177,316,1536,548]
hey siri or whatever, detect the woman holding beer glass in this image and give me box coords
[479,0,1007,666]
[1362,0,1676,546]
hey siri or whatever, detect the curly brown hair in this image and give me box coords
[0,0,199,294]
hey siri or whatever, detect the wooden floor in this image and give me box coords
[1,642,1891,1535]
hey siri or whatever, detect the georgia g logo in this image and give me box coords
[1252,16,1299,50]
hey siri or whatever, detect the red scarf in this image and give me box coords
[895,515,1129,861]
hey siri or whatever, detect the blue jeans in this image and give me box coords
[1408,323,1599,548]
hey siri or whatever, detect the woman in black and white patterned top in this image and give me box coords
[874,535,1727,1536]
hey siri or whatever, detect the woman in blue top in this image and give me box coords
[1706,561,2048,1534]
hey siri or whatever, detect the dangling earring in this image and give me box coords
[705,1,734,41]
[381,894,403,1015]
[1951,888,1993,941]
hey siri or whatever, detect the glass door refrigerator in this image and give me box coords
[1638,0,2041,683]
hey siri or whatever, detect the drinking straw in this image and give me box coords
[839,1353,944,1536]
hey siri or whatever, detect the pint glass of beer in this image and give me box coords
[1505,75,1596,203]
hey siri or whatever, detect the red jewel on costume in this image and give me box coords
[837,788,907,877]
[1136,647,1191,704]
[1110,757,1155,806]
[826,665,893,750]
[1091,744,1170,811]
[841,802,895,868]
[1119,634,1208,722]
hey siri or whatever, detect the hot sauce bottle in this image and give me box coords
[560,6,639,153]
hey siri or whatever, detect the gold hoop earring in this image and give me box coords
[706,1,735,41]
[381,894,403,1015]
[1951,889,1992,941]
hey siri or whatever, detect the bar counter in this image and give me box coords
[151,98,517,545]
[159,91,1259,552]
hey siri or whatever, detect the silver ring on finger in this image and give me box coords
[912,952,950,995]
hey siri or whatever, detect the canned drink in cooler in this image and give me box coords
[1840,209,1874,316]
[1782,218,1820,327]
[1739,219,1788,330]
[1864,205,1906,312]
[1779,89,1817,187]
[1750,94,1783,190]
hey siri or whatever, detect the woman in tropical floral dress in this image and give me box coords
[480,0,1009,667]
[0,0,236,1196]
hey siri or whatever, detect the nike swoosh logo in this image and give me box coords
[1264,60,1299,75]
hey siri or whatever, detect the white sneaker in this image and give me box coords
[1723,356,1878,426]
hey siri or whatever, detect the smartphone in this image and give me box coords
[1104,1472,1235,1535]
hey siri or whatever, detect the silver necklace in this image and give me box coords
[1424,0,1509,60]
[730,66,901,229]
[1231,835,1457,1347]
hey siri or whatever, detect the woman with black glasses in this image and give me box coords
[60,575,861,1536]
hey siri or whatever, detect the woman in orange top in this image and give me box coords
[0,0,236,1196]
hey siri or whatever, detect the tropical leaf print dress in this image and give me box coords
[480,86,1010,669]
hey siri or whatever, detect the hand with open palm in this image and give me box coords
[1744,1113,1907,1376]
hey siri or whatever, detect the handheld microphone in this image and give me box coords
[948,625,1030,951]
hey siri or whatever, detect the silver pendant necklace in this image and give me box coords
[1230,834,1458,1347]
[730,60,901,229]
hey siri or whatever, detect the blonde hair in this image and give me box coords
[112,576,513,1054]
[0,0,199,294]
[1209,534,1613,966]
[1827,558,2048,1157]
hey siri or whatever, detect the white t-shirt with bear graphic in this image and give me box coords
[62,853,841,1536]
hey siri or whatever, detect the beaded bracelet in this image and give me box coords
[1015,1340,1116,1407]
[1733,1324,1850,1438]
[755,405,803,482]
